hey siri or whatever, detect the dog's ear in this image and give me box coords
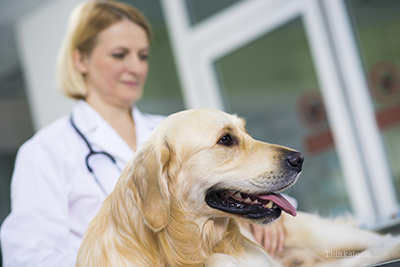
[128,141,171,232]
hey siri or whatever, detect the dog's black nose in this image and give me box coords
[286,152,304,172]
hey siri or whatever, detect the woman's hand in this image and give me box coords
[241,219,285,258]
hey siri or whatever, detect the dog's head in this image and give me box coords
[124,109,303,232]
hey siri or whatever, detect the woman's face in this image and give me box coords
[78,20,149,108]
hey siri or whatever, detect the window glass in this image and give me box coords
[346,0,400,201]
[184,0,242,25]
[215,18,352,216]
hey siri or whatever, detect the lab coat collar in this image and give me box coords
[71,100,147,165]
[133,106,155,148]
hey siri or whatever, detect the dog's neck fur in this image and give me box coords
[107,190,245,267]
[157,198,245,267]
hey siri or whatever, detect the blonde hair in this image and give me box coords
[57,0,151,99]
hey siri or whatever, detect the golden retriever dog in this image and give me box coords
[76,108,400,267]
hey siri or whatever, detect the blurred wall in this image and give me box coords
[15,0,80,131]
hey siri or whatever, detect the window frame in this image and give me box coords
[160,0,398,224]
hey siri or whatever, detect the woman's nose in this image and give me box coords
[126,55,147,74]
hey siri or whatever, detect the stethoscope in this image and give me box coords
[70,115,121,196]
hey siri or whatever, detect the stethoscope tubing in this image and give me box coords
[70,115,120,196]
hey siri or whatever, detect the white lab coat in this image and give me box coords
[0,100,165,267]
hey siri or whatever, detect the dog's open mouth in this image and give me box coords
[205,190,296,222]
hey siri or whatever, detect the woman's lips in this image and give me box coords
[121,81,139,87]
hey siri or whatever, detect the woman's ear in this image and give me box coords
[72,49,88,74]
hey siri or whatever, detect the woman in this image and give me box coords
[0,1,164,266]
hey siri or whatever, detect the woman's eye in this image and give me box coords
[112,53,125,59]
[139,54,149,61]
[218,134,235,146]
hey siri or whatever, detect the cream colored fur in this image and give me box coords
[76,109,400,267]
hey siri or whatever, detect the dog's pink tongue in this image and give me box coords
[258,193,297,217]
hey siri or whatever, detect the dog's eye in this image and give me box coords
[218,134,235,146]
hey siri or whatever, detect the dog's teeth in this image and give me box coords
[254,199,259,204]
[245,197,252,203]
[235,193,242,199]
[265,201,273,209]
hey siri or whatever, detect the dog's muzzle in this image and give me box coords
[205,151,304,224]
